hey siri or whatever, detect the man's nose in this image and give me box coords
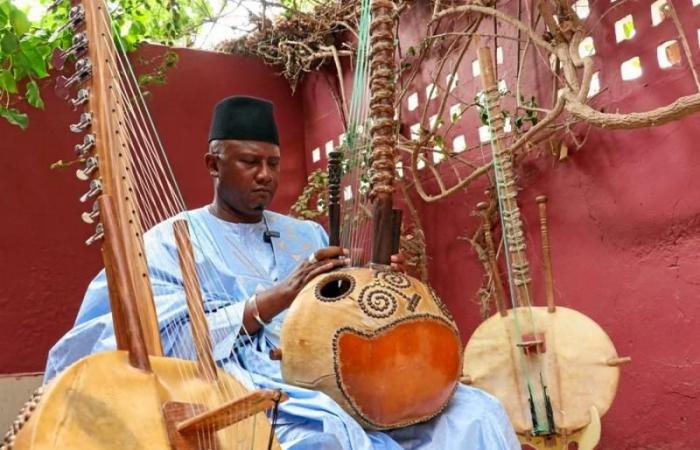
[256,162,274,183]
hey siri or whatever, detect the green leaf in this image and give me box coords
[164,51,179,67]
[1,32,19,53]
[19,42,48,77]
[434,135,444,148]
[0,106,28,129]
[120,19,133,37]
[479,110,489,126]
[622,20,635,39]
[0,0,209,131]
[131,18,146,36]
[0,69,18,93]
[526,109,539,126]
[0,0,11,23]
[11,62,28,80]
[10,8,30,35]
[26,80,44,109]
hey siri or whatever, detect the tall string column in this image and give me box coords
[478,47,533,307]
[369,0,398,265]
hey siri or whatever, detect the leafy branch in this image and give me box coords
[0,0,212,129]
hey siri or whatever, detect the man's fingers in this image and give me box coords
[314,246,349,262]
[304,258,348,283]
[390,262,407,273]
[390,252,405,264]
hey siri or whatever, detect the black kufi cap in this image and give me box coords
[208,96,279,145]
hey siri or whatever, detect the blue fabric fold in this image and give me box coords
[45,206,518,450]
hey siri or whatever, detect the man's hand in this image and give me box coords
[390,252,407,273]
[241,247,408,335]
[277,246,349,306]
[241,246,349,334]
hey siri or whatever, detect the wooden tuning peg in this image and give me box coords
[79,179,102,203]
[69,88,90,109]
[607,356,632,367]
[74,134,95,157]
[76,156,98,181]
[85,223,104,246]
[70,112,92,134]
[51,32,88,70]
[81,202,100,224]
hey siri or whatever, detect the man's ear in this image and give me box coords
[204,152,219,177]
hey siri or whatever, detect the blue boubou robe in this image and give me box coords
[45,206,519,450]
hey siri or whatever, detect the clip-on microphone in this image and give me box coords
[263,229,280,243]
[263,214,280,243]
[263,214,280,244]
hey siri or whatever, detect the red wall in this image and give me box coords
[0,45,306,373]
[2,3,700,448]
[298,1,700,449]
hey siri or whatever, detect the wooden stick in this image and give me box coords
[372,197,395,265]
[536,195,556,313]
[477,202,507,317]
[477,47,534,307]
[99,195,151,372]
[102,231,129,353]
[173,219,218,383]
[328,150,342,247]
[83,0,162,356]
[391,209,403,256]
[369,0,398,266]
[175,390,288,435]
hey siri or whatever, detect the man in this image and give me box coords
[46,96,518,449]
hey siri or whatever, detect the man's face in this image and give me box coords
[207,139,280,221]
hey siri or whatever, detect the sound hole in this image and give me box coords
[316,275,355,302]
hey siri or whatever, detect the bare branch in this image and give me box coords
[563,92,700,129]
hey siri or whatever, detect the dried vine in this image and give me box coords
[258,0,700,307]
[290,169,328,219]
[217,1,356,90]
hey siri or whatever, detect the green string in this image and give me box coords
[481,86,554,436]
[346,0,372,147]
[339,0,373,258]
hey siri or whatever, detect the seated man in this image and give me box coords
[45,96,519,450]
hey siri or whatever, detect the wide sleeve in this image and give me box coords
[44,217,248,383]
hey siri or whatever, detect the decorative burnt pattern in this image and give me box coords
[378,270,411,289]
[407,293,421,312]
[381,283,421,313]
[358,285,398,319]
[429,286,454,322]
[382,283,408,300]
[314,273,356,302]
[331,314,460,430]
